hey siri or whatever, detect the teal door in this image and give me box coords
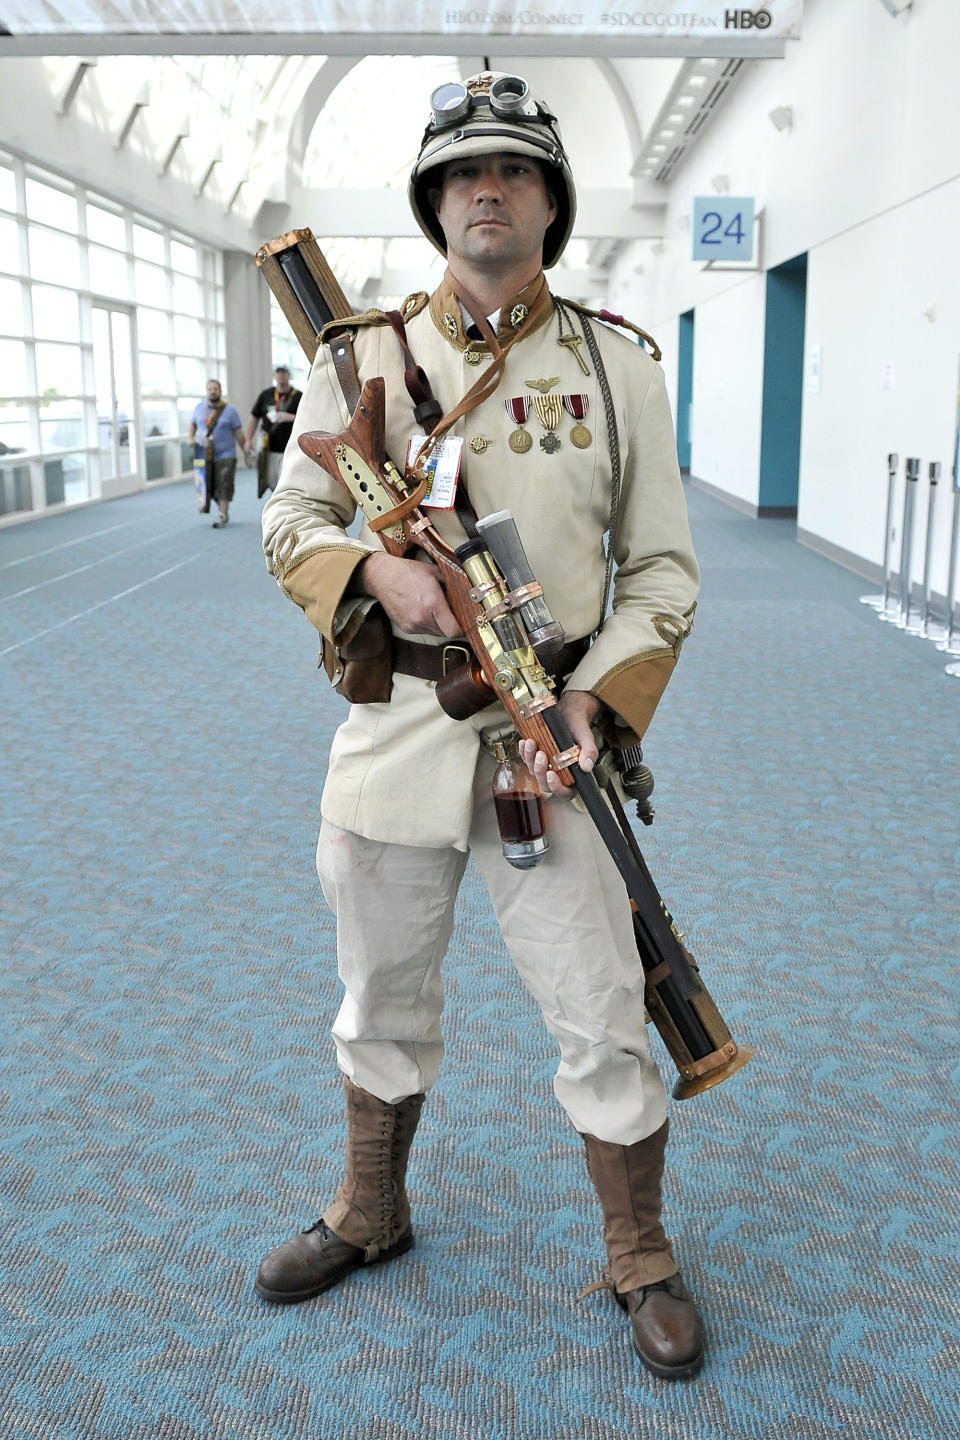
[676,309,694,472]
[759,254,807,515]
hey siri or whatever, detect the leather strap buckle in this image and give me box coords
[441,643,471,676]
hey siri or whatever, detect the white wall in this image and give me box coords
[607,0,960,590]
[690,275,766,510]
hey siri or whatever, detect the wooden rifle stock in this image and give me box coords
[300,381,754,1099]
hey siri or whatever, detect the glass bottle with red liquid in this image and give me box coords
[490,734,548,869]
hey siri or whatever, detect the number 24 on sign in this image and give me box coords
[692,197,755,261]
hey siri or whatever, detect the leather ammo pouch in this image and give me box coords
[322,599,393,705]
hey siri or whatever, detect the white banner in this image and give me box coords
[0,1,803,42]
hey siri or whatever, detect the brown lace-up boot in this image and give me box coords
[581,1120,705,1379]
[255,1077,425,1304]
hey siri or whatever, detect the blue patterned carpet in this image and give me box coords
[1,473,958,1440]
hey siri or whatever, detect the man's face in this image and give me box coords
[274,369,291,392]
[429,151,557,274]
[206,380,222,403]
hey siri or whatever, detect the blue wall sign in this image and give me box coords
[692,197,755,261]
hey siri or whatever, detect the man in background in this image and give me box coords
[188,378,247,528]
[244,364,302,499]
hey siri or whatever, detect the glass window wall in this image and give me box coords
[0,216,20,273]
[25,177,78,233]
[89,245,130,300]
[0,338,28,393]
[0,147,227,521]
[133,223,165,264]
[31,285,81,342]
[0,164,15,213]
[87,204,126,250]
[0,275,25,331]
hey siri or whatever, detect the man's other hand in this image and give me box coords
[519,689,601,798]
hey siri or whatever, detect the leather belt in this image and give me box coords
[393,635,590,683]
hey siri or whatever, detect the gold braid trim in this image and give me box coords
[554,296,662,361]
[652,601,697,657]
[319,292,430,346]
[400,291,430,321]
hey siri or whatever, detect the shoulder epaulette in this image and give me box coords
[319,291,430,347]
[556,297,661,362]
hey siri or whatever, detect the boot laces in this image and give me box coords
[578,1270,684,1306]
[302,1218,333,1239]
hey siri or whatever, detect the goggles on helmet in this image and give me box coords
[428,75,545,132]
[409,71,577,269]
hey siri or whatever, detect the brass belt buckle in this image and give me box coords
[441,642,471,676]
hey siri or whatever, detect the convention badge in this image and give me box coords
[406,433,463,509]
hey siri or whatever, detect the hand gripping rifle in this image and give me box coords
[296,378,755,1099]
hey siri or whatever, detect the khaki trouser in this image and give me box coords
[316,751,668,1146]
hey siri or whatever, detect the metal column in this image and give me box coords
[860,452,899,617]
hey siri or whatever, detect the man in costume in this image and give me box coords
[187,378,247,528]
[257,72,703,1379]
[243,363,302,499]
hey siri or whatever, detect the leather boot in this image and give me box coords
[255,1077,425,1304]
[582,1120,705,1379]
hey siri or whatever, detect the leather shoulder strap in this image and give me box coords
[321,293,430,416]
[327,333,362,415]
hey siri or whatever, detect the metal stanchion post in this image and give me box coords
[917,463,946,640]
[936,485,960,657]
[860,452,899,614]
[944,359,960,674]
[894,457,920,629]
[938,394,960,660]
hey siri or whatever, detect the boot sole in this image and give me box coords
[254,1230,414,1304]
[632,1335,704,1380]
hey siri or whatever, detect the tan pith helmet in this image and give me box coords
[408,72,577,270]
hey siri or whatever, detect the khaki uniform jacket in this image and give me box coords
[262,280,699,851]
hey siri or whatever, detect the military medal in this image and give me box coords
[533,393,563,453]
[563,394,592,448]
[505,397,533,453]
